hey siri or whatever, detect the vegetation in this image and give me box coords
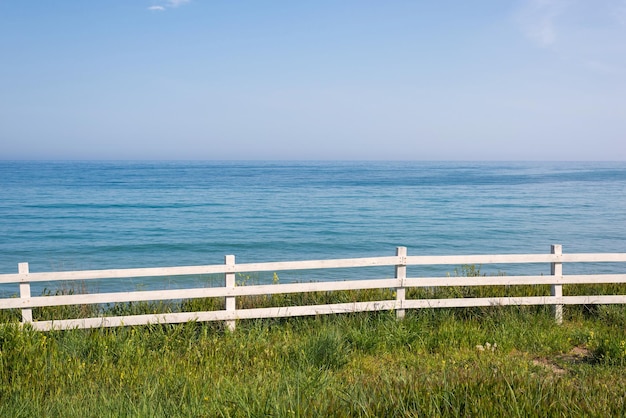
[2,267,626,416]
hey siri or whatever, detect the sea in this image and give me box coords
[1,161,625,295]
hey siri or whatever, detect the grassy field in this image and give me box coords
[2,271,626,417]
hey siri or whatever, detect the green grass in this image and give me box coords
[2,268,626,416]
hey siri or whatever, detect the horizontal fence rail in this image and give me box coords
[0,245,625,331]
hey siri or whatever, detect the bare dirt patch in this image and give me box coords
[532,346,592,375]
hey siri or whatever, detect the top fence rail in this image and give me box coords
[2,252,625,285]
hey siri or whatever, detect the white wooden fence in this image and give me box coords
[1,244,626,331]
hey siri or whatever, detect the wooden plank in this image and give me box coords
[1,287,226,309]
[19,263,32,323]
[3,252,626,285]
[403,295,626,309]
[231,300,399,319]
[30,311,228,331]
[559,274,626,284]
[0,256,401,284]
[395,247,407,319]
[25,294,626,331]
[0,278,401,309]
[561,253,626,263]
[403,296,557,309]
[231,256,402,273]
[0,264,232,284]
[30,300,400,331]
[405,253,558,265]
[403,274,626,287]
[225,255,236,331]
[551,244,563,323]
[560,295,626,305]
[234,278,399,296]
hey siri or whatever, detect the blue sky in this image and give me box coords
[1,1,625,160]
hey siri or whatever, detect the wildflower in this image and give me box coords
[476,342,497,352]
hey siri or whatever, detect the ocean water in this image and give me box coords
[1,161,625,293]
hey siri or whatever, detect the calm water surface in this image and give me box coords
[1,161,625,293]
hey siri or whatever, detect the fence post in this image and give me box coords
[225,255,236,331]
[550,244,563,324]
[395,246,407,319]
[18,262,33,325]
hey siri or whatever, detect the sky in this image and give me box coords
[1,0,625,160]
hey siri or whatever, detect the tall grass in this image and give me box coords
[2,267,626,416]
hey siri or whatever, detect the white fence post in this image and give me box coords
[225,255,236,331]
[18,262,32,325]
[551,244,563,324]
[395,246,407,319]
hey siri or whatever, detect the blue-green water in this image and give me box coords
[1,161,625,293]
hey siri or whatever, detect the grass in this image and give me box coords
[2,267,626,416]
